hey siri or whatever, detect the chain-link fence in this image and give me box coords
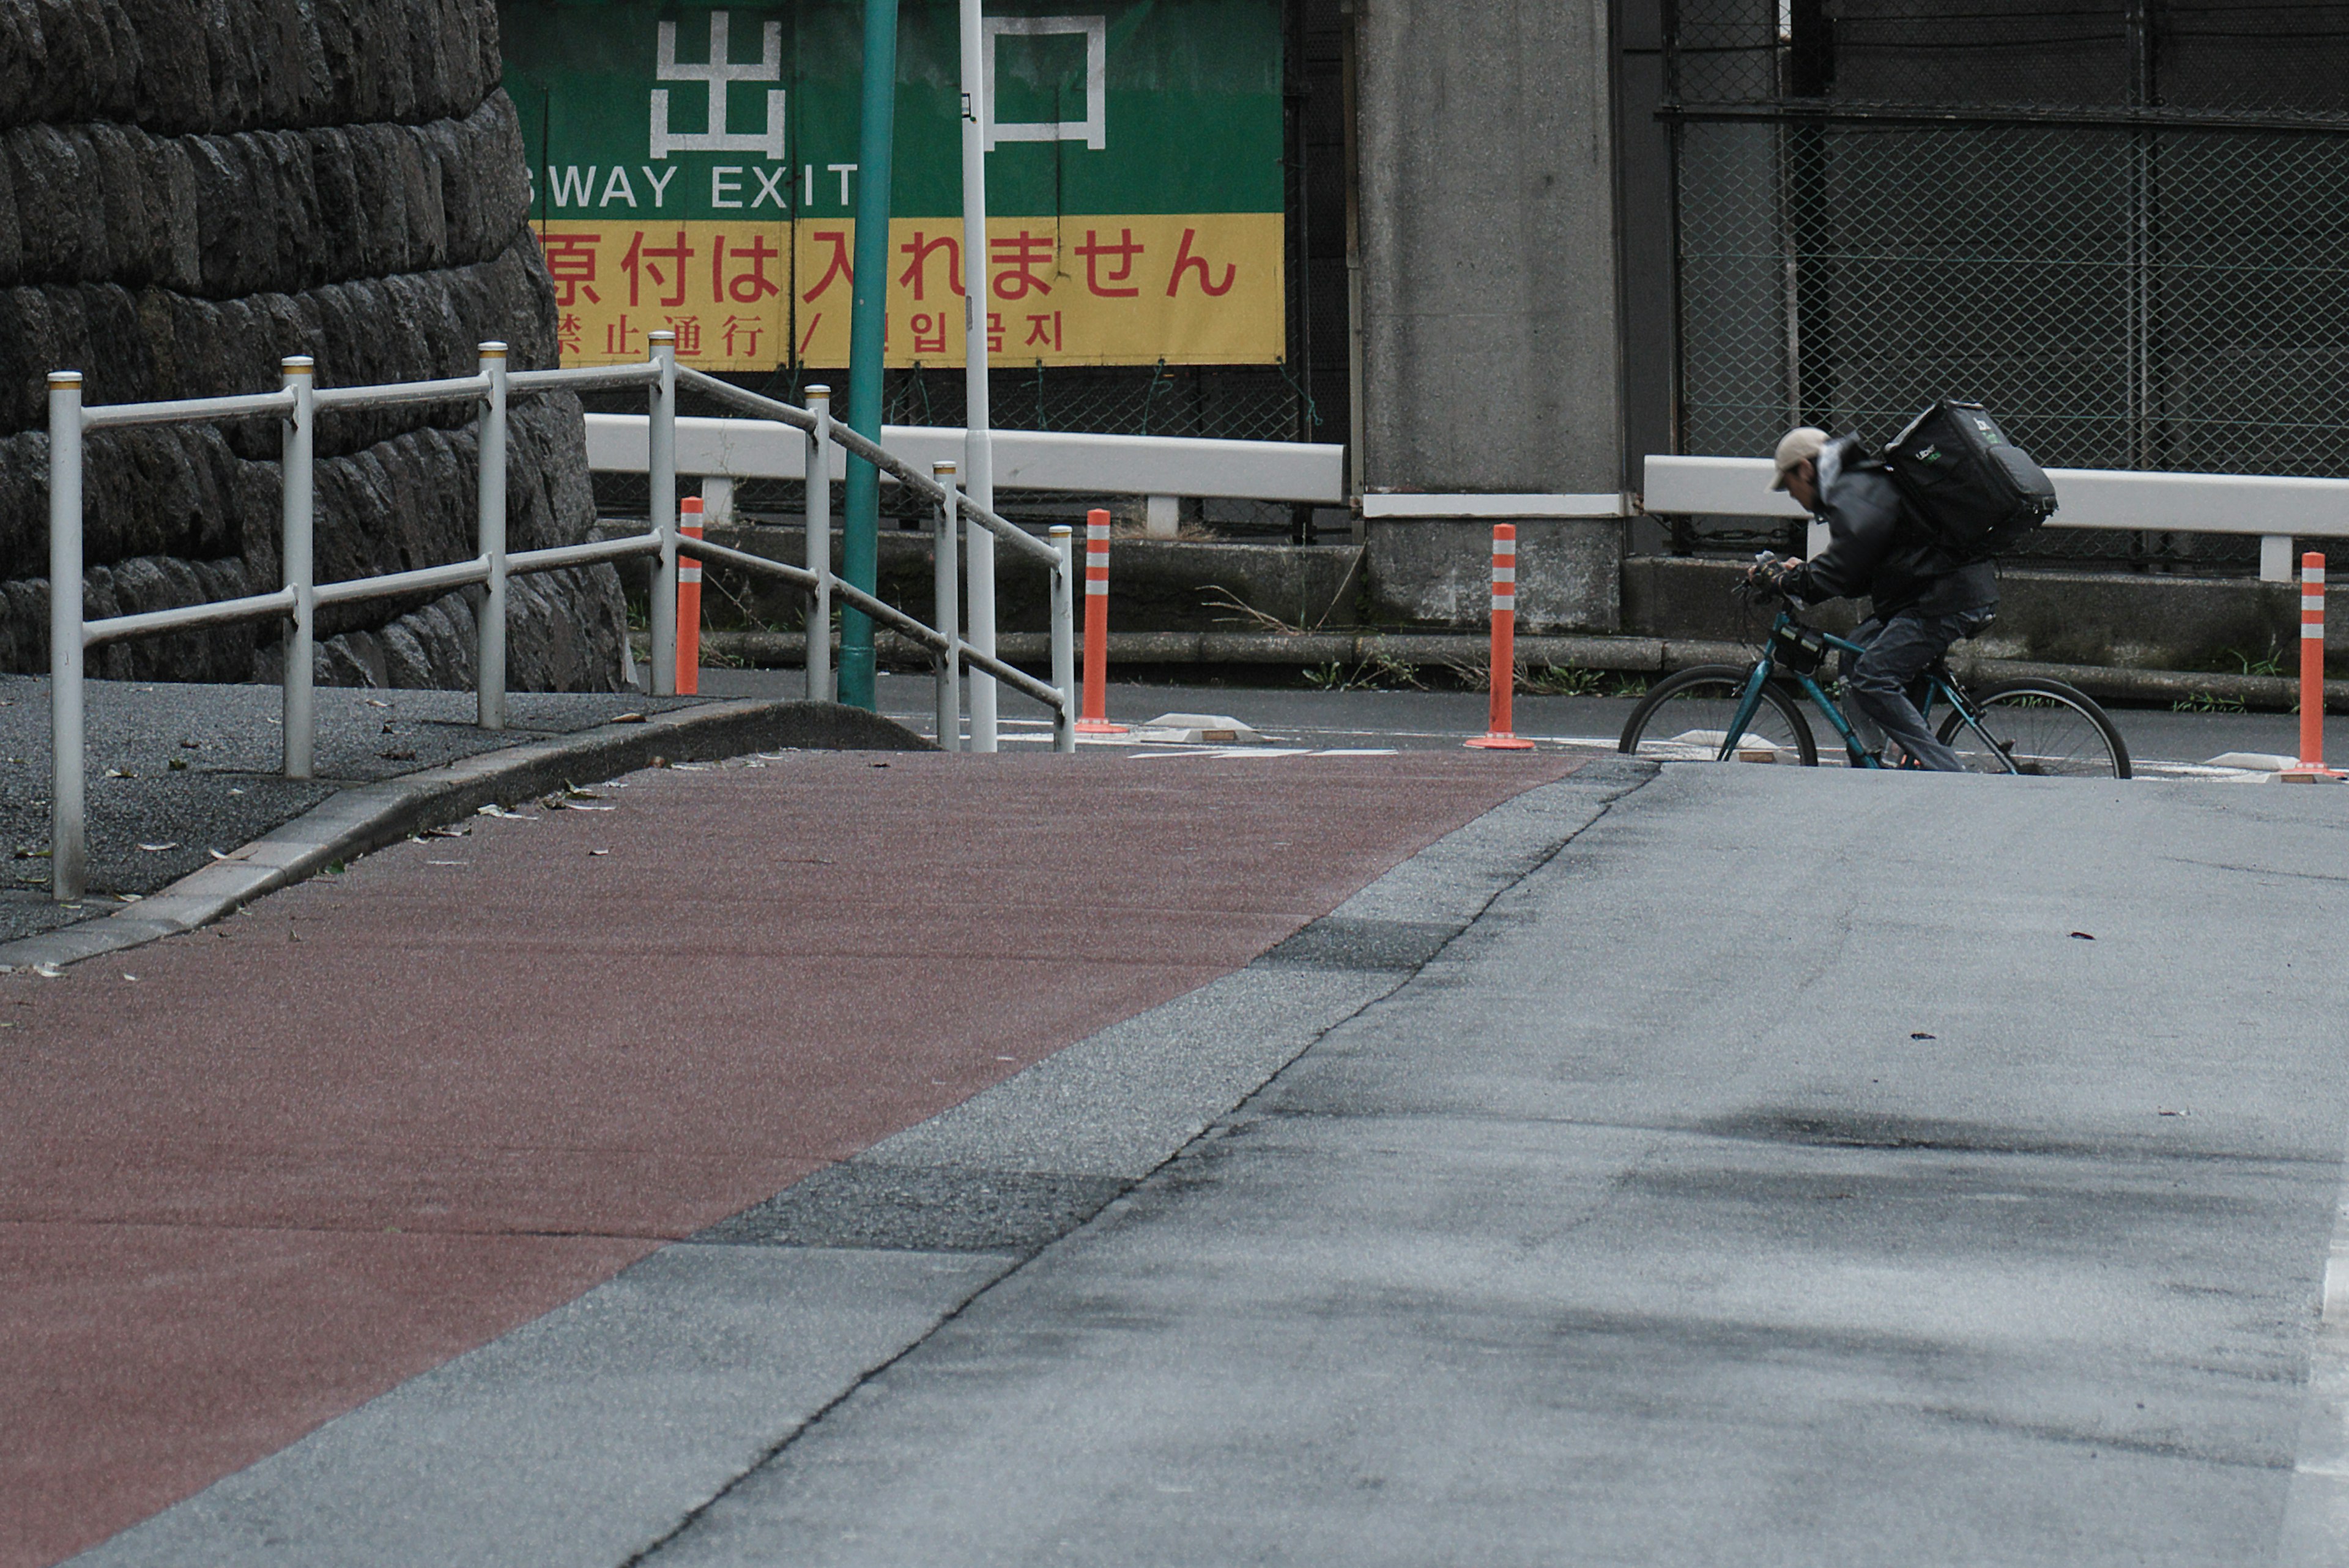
[1667,0,2349,572]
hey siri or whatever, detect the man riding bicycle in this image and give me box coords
[1751,426,1997,772]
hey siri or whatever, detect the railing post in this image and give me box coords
[281,356,316,779]
[933,460,962,752]
[647,330,679,696]
[1049,524,1076,754]
[806,385,834,702]
[475,342,508,730]
[48,371,85,901]
[965,497,998,752]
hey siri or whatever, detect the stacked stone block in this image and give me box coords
[0,0,626,689]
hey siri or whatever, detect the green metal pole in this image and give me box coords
[839,0,900,710]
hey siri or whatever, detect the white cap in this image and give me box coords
[1769,427,1828,491]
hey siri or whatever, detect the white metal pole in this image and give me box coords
[48,371,85,899]
[1048,524,1075,753]
[934,460,962,751]
[476,342,509,729]
[806,384,834,702]
[958,0,998,751]
[281,356,316,780]
[648,331,678,696]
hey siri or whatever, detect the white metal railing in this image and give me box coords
[1644,455,2349,582]
[665,367,1076,758]
[45,333,1075,902]
[584,409,1346,537]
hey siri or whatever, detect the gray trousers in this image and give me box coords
[1839,608,1995,771]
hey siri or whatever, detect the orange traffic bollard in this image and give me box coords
[1466,523,1536,751]
[676,494,703,696]
[2288,551,2339,779]
[1076,507,1125,734]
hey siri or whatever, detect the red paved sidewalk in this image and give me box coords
[0,748,1576,1567]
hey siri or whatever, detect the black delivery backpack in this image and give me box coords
[1880,400,2059,559]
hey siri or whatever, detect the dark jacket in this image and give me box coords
[1785,436,1998,619]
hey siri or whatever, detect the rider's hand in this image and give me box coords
[1746,556,1803,592]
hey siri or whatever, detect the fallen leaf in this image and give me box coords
[588,849,610,857]
[137,841,180,853]
[363,698,392,708]
[610,712,647,724]
[1910,1031,1935,1040]
[32,964,59,979]
[379,749,418,761]
[2070,931,2096,941]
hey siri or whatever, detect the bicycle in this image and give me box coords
[1617,568,2132,778]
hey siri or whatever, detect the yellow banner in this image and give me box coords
[532,214,1282,371]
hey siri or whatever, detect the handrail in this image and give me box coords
[315,556,493,608]
[676,530,1061,708]
[42,334,1080,901]
[672,366,1058,567]
[83,587,299,649]
[313,373,492,412]
[508,362,665,393]
[83,388,297,431]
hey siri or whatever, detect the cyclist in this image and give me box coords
[1750,426,1997,771]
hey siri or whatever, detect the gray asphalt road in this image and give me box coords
[87,754,2349,1566]
[703,667,2310,767]
[633,761,2349,1566]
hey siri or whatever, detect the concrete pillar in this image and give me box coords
[1354,0,1622,499]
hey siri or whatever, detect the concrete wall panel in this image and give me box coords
[1357,0,1620,495]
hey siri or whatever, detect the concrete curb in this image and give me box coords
[692,629,2349,713]
[0,699,930,975]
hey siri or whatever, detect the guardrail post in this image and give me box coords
[48,371,85,900]
[1049,524,1076,753]
[806,385,834,702]
[933,461,962,751]
[476,342,508,729]
[648,330,679,696]
[281,356,316,779]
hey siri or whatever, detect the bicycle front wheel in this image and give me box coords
[1937,678,2132,779]
[1619,664,1819,765]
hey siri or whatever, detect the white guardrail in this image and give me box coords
[1644,455,2349,582]
[586,413,1347,531]
[44,333,1077,902]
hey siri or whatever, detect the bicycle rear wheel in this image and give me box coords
[1619,664,1819,765]
[1936,678,2132,778]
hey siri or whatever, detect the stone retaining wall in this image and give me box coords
[0,0,625,689]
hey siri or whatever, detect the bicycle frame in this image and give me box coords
[1718,611,2025,773]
